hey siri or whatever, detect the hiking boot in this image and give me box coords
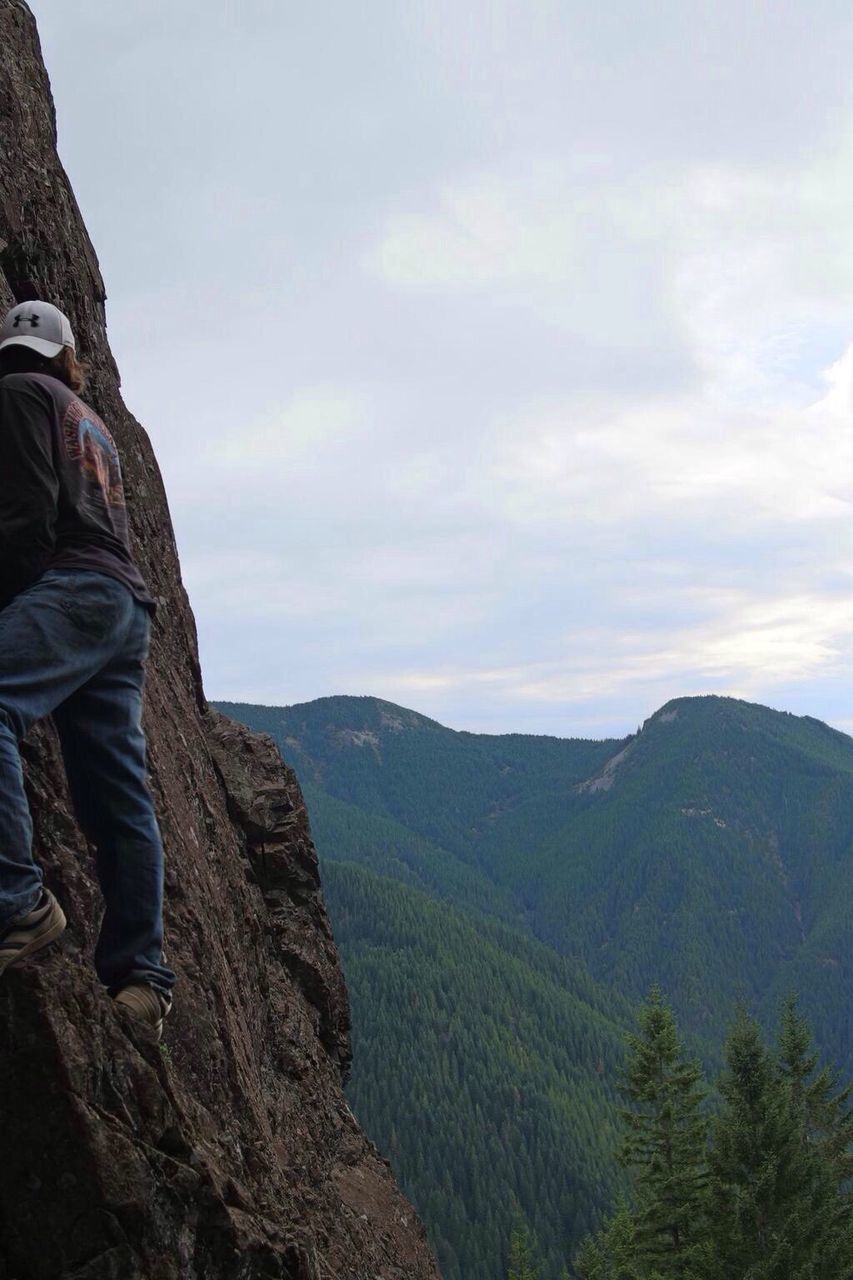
[113,983,172,1042]
[0,888,66,977]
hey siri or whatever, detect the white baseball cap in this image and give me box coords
[0,300,76,358]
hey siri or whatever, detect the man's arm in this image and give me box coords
[0,378,59,607]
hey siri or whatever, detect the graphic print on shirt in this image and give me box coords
[61,398,125,514]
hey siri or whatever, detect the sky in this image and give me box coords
[28,0,853,738]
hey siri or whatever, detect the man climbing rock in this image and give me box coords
[0,300,175,1039]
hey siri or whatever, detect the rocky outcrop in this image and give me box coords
[0,5,440,1278]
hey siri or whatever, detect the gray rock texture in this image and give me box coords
[0,5,440,1278]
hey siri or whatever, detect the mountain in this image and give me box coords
[217,694,853,1068]
[233,696,620,873]
[217,692,853,1277]
[0,10,439,1279]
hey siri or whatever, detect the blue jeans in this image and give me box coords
[0,569,175,995]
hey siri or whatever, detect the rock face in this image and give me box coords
[0,6,440,1279]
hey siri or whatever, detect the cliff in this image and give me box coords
[0,5,440,1278]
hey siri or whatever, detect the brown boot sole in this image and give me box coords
[0,897,67,977]
[113,984,171,1043]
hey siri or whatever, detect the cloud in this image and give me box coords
[370,169,577,291]
[820,343,853,417]
[29,0,853,738]
[350,588,853,728]
[191,129,853,728]
[487,366,853,531]
[214,392,361,466]
[174,335,853,733]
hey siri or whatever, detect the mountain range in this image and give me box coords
[214,693,853,1279]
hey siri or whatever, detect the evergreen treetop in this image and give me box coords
[706,1006,852,1279]
[619,987,708,1278]
[507,1215,541,1280]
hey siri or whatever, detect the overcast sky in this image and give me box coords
[28,0,853,737]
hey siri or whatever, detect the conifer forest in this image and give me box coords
[218,694,853,1279]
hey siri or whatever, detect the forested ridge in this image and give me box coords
[216,693,853,1278]
[325,862,631,1279]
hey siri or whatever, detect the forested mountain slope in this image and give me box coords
[323,862,631,1280]
[217,692,853,1277]
[507,696,853,1071]
[219,694,853,1071]
[231,695,619,862]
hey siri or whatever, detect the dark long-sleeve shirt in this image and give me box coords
[0,371,154,610]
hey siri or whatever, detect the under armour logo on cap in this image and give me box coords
[0,300,76,359]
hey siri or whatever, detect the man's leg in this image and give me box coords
[0,571,134,927]
[0,719,39,921]
[52,601,175,997]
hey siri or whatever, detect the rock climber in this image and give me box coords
[0,299,175,1039]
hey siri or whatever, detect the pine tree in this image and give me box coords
[618,987,709,1278]
[775,996,853,1276]
[777,995,853,1190]
[573,1201,644,1279]
[507,1214,540,1280]
[706,1007,847,1279]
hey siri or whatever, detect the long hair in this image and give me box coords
[51,345,89,394]
[0,344,90,394]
